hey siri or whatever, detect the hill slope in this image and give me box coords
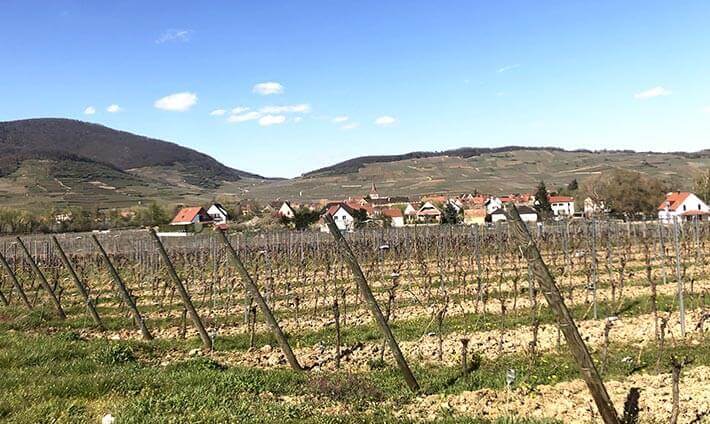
[0,118,264,187]
[235,148,710,201]
[303,146,709,178]
[0,118,271,209]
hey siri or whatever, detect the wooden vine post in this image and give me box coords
[91,234,153,340]
[0,276,8,306]
[505,205,619,424]
[149,228,213,350]
[16,237,67,319]
[0,250,32,309]
[51,236,105,330]
[217,229,303,371]
[323,214,420,392]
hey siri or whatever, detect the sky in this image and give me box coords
[1,1,709,178]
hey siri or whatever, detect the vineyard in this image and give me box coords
[0,218,708,423]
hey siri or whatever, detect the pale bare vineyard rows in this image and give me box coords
[1,220,708,422]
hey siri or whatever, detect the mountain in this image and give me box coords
[2,118,708,210]
[237,147,710,201]
[0,118,268,209]
[0,118,264,186]
[303,146,709,178]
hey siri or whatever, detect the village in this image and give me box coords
[162,182,710,235]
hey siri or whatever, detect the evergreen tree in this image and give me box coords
[568,178,579,191]
[441,203,461,225]
[534,181,553,219]
[292,208,320,230]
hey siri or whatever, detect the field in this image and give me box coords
[0,220,708,423]
[226,149,710,202]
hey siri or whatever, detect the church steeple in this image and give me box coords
[369,180,380,199]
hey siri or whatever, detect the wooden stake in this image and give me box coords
[0,250,31,309]
[671,220,686,337]
[91,235,153,340]
[51,236,105,330]
[505,205,619,424]
[0,279,8,306]
[16,237,66,319]
[217,229,303,371]
[149,229,213,350]
[323,214,420,392]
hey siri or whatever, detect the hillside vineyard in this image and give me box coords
[0,220,708,422]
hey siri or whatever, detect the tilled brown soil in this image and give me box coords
[403,365,710,423]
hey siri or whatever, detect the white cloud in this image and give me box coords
[702,106,710,114]
[634,86,672,100]
[106,104,122,113]
[259,115,286,126]
[497,64,520,73]
[253,82,284,95]
[231,106,250,114]
[156,29,192,44]
[154,92,198,112]
[332,115,349,123]
[227,111,261,123]
[259,104,310,114]
[374,115,396,126]
[293,117,303,123]
[83,106,96,115]
[210,109,226,116]
[341,122,359,130]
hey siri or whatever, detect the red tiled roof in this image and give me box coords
[680,210,709,216]
[422,195,447,203]
[549,196,574,203]
[326,203,357,217]
[381,208,403,218]
[464,209,486,218]
[658,192,691,211]
[326,205,340,216]
[345,201,373,215]
[171,207,207,225]
[418,208,441,216]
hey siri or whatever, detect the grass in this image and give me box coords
[0,322,705,423]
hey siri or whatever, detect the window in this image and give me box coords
[683,205,687,211]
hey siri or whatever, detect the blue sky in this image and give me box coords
[1,1,709,178]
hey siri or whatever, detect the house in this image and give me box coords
[446,198,463,213]
[484,197,503,214]
[463,208,486,226]
[276,202,296,219]
[345,200,374,217]
[489,205,538,223]
[207,203,230,224]
[403,202,420,225]
[321,203,357,232]
[170,207,212,225]
[416,201,442,224]
[381,208,405,227]
[548,196,575,217]
[658,192,710,222]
